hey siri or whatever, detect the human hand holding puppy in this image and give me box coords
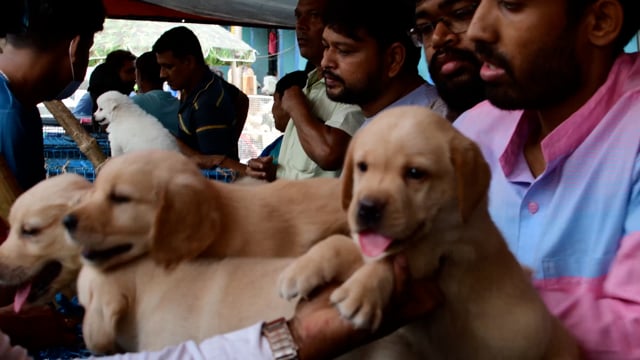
[287,254,442,360]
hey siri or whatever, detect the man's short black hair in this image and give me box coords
[105,49,137,70]
[152,26,206,65]
[136,51,163,87]
[1,0,105,48]
[324,0,420,72]
[275,70,309,96]
[87,62,132,112]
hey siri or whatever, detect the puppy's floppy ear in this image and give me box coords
[341,140,355,211]
[449,132,491,223]
[150,173,220,267]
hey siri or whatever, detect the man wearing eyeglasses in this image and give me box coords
[413,0,485,119]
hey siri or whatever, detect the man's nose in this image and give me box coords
[465,1,496,45]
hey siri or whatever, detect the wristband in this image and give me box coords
[262,317,299,360]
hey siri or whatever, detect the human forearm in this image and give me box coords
[281,87,347,170]
[83,322,272,360]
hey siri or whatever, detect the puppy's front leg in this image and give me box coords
[330,259,393,330]
[81,283,127,354]
[109,138,124,157]
[278,234,362,300]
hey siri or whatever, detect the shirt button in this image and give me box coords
[528,201,539,214]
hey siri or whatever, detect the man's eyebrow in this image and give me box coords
[438,0,467,9]
[415,0,467,19]
[323,36,362,47]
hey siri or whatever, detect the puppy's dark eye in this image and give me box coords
[405,167,427,181]
[21,226,40,237]
[109,192,131,204]
[357,161,368,173]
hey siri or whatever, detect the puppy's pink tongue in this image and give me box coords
[358,232,393,258]
[13,283,31,314]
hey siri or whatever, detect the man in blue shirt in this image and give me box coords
[132,51,180,136]
[0,0,105,350]
[0,0,105,191]
[152,26,249,174]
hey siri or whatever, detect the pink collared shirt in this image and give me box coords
[455,52,640,359]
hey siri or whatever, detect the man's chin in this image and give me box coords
[325,89,343,102]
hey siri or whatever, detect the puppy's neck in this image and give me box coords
[403,201,503,281]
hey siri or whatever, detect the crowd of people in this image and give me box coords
[0,0,639,358]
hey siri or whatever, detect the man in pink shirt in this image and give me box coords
[454,0,640,358]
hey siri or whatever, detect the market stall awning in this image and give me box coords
[92,19,257,63]
[103,0,297,28]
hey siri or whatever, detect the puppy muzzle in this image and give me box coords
[357,198,386,229]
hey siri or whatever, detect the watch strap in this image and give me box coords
[262,317,299,360]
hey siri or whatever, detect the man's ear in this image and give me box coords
[386,42,406,79]
[184,54,197,69]
[68,35,81,63]
[585,0,623,47]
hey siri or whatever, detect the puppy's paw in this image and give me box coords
[277,260,325,300]
[278,235,356,300]
[330,261,393,330]
[83,315,119,355]
[330,279,384,330]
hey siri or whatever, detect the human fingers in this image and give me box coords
[0,331,30,360]
[290,283,369,360]
[247,158,265,170]
[245,167,267,180]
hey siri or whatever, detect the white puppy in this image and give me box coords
[94,91,180,157]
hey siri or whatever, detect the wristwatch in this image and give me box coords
[262,317,299,360]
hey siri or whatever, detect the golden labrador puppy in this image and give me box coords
[77,254,423,359]
[0,174,91,313]
[64,149,347,269]
[77,256,296,353]
[279,106,580,359]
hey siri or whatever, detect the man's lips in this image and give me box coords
[439,60,465,76]
[323,73,341,88]
[479,62,506,82]
[433,54,473,76]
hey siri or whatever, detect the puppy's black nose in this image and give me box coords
[62,214,78,232]
[357,198,385,228]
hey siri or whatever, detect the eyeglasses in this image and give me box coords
[409,2,478,47]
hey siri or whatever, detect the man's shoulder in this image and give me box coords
[454,101,519,130]
[134,90,178,101]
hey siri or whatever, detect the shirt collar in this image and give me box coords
[500,53,638,177]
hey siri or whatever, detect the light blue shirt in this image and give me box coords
[132,90,180,136]
[72,92,94,118]
[361,82,448,127]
